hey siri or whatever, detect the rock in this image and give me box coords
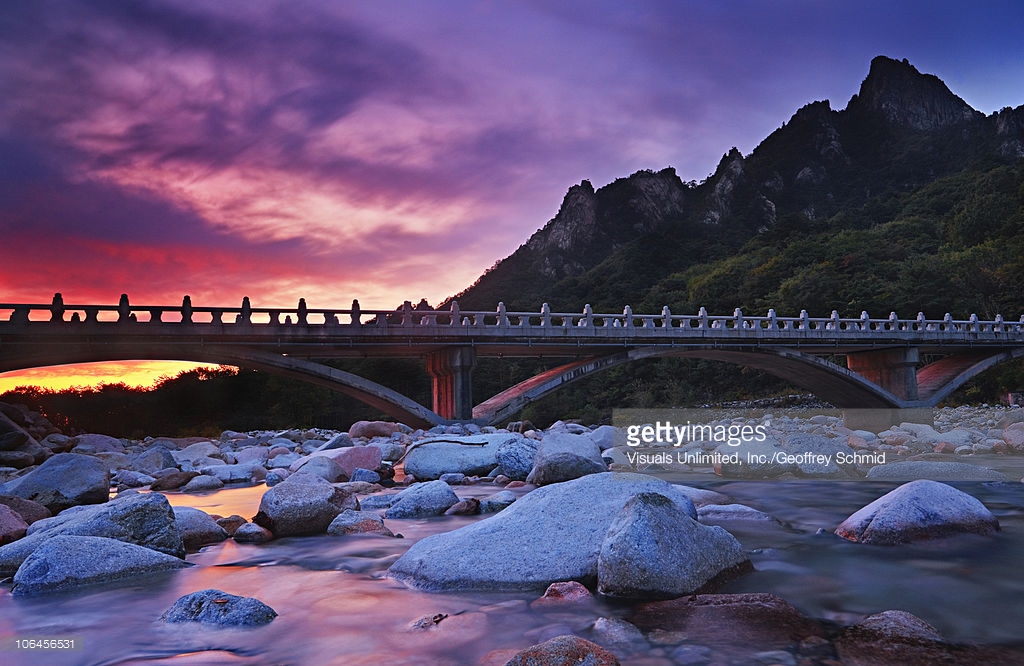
[0,453,109,513]
[172,441,222,466]
[403,434,512,480]
[0,450,35,468]
[591,617,646,653]
[173,507,229,550]
[215,515,246,536]
[835,479,1000,545]
[504,635,620,666]
[0,503,29,544]
[321,446,384,478]
[181,474,225,492]
[252,473,358,537]
[384,480,459,519]
[495,436,541,480]
[233,522,273,543]
[597,492,750,598]
[349,468,381,483]
[149,470,198,491]
[834,609,1020,665]
[0,495,51,524]
[70,433,125,455]
[200,461,265,484]
[327,509,395,536]
[318,433,354,449]
[114,470,157,489]
[629,593,826,649]
[697,503,784,527]
[1001,422,1024,450]
[865,461,1008,482]
[289,455,347,482]
[525,432,607,486]
[349,421,406,439]
[478,490,517,513]
[367,439,405,462]
[359,493,397,510]
[531,580,593,607]
[12,534,189,596]
[671,485,733,507]
[388,472,696,592]
[161,589,277,626]
[444,497,480,515]
[0,491,184,575]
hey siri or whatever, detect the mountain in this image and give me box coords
[450,56,1024,320]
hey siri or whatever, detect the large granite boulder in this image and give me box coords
[383,480,459,518]
[597,492,750,598]
[252,473,358,537]
[173,507,229,550]
[403,434,517,480]
[835,479,1000,545]
[0,453,109,513]
[162,589,277,626]
[12,534,189,596]
[0,491,184,575]
[388,473,697,592]
[526,432,608,485]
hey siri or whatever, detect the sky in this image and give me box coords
[2,0,1024,392]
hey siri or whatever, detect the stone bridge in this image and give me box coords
[2,294,1024,428]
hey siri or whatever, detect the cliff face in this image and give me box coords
[848,56,983,131]
[451,56,1024,313]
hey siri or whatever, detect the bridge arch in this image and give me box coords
[473,346,907,425]
[0,346,445,429]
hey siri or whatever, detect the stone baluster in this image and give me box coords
[662,306,672,329]
[969,313,979,332]
[497,302,509,327]
[994,314,1004,333]
[623,305,633,328]
[698,307,708,330]
[888,312,898,331]
[351,299,362,326]
[799,309,809,330]
[540,303,551,327]
[118,294,131,323]
[582,304,594,328]
[297,298,308,325]
[449,301,461,327]
[766,308,777,330]
[733,308,744,329]
[860,311,870,331]
[828,310,839,331]
[181,296,193,323]
[238,297,252,324]
[50,293,65,322]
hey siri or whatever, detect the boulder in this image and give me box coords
[779,433,855,478]
[865,460,1008,482]
[388,473,696,592]
[349,421,406,439]
[149,470,198,490]
[0,453,109,513]
[597,492,750,598]
[713,438,795,478]
[835,609,1020,665]
[403,434,515,480]
[384,480,459,519]
[173,507,229,550]
[495,436,542,480]
[505,635,619,666]
[12,534,189,596]
[0,495,51,525]
[0,491,184,575]
[327,509,395,536]
[70,433,125,455]
[172,441,222,465]
[200,461,265,484]
[629,593,826,649]
[526,432,605,484]
[0,503,29,545]
[252,473,358,537]
[478,490,517,513]
[306,445,382,479]
[181,474,225,492]
[233,522,273,544]
[289,455,347,482]
[162,589,277,626]
[835,479,1000,545]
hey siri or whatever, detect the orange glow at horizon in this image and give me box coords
[0,361,224,395]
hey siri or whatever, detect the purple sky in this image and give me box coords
[2,0,1023,312]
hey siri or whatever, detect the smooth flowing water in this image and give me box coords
[3,465,1024,665]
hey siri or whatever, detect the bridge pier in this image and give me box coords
[426,347,477,421]
[845,348,920,401]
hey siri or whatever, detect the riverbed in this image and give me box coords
[3,460,1024,665]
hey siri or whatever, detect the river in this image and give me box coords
[3,463,1024,665]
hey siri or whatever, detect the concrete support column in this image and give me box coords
[426,347,477,421]
[845,347,920,401]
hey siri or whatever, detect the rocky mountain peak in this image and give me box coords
[847,56,982,130]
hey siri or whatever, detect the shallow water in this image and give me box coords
[3,465,1024,665]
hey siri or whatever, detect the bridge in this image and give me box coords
[2,294,1024,428]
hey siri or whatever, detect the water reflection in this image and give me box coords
[2,471,1023,664]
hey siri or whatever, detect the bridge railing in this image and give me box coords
[2,294,1024,337]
